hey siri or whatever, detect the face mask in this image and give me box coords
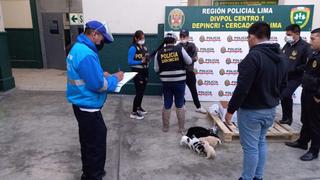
[181,39,188,44]
[95,40,104,51]
[285,36,295,44]
[138,39,145,45]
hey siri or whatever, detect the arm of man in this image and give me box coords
[227,52,258,114]
[315,72,320,100]
[105,75,119,92]
[280,57,288,94]
[78,55,117,93]
[181,48,192,65]
[128,46,143,66]
[295,44,312,73]
[189,43,198,62]
[154,53,159,73]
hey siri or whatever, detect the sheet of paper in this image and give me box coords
[114,72,137,93]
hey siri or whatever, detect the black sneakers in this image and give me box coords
[137,107,148,115]
[130,112,144,120]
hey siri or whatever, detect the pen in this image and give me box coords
[118,64,121,72]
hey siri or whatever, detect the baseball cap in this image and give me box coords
[85,20,114,43]
[164,32,177,40]
[180,29,189,37]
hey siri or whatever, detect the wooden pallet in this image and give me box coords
[208,113,300,142]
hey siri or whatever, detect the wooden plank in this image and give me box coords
[207,112,298,142]
[208,113,235,142]
[273,123,291,136]
[208,113,233,134]
[279,123,295,133]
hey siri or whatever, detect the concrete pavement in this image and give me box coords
[0,90,319,180]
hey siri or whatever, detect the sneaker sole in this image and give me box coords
[196,110,207,114]
[130,115,144,120]
[137,111,148,115]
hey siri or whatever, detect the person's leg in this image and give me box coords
[285,90,310,149]
[162,83,174,132]
[186,71,201,109]
[237,108,262,180]
[137,71,148,111]
[280,79,301,125]
[73,105,107,180]
[298,91,311,145]
[174,82,186,132]
[132,73,141,112]
[308,97,320,156]
[255,108,276,179]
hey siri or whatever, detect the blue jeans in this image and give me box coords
[162,82,185,109]
[237,107,276,180]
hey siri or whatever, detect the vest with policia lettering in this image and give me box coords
[157,45,186,82]
[131,43,149,70]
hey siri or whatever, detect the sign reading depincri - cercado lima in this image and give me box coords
[164,5,314,103]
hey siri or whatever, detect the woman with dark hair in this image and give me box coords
[128,30,150,120]
[154,33,192,133]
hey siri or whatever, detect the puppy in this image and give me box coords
[202,140,216,159]
[199,136,221,148]
[186,126,219,139]
[180,135,191,147]
[190,137,205,155]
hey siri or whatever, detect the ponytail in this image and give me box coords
[132,30,144,44]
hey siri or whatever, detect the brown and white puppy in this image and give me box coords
[202,140,216,159]
[199,136,221,148]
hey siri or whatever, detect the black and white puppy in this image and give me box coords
[180,135,205,155]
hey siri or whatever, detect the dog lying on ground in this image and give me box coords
[199,136,221,148]
[186,126,219,139]
[202,140,216,159]
[180,135,205,155]
[180,134,221,159]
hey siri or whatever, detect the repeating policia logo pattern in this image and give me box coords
[166,6,313,103]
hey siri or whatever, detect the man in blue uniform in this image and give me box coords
[66,20,123,180]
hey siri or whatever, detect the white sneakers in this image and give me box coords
[130,112,144,120]
[137,107,148,115]
[130,107,148,120]
[196,107,207,114]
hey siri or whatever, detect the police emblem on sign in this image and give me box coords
[168,8,185,30]
[290,7,311,29]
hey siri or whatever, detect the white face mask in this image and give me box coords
[180,39,188,44]
[285,36,295,44]
[137,39,145,45]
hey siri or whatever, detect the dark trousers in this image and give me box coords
[298,90,320,154]
[73,105,107,180]
[163,81,186,109]
[186,70,201,109]
[132,70,148,112]
[280,78,301,120]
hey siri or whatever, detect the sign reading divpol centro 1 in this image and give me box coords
[164,5,314,104]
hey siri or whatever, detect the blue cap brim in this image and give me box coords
[102,32,114,44]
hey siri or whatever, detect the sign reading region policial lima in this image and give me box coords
[164,5,314,104]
